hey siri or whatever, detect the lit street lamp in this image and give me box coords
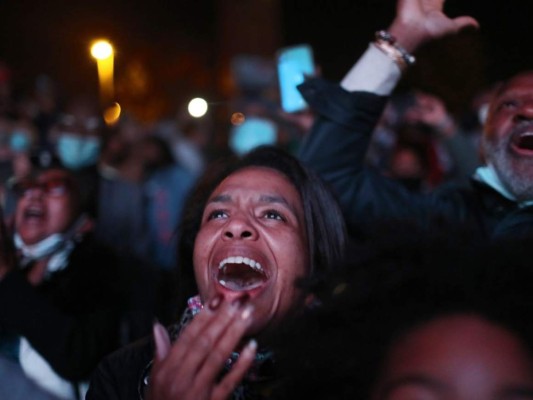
[188,97,208,118]
[90,39,114,106]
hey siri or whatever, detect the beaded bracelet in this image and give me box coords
[373,30,416,71]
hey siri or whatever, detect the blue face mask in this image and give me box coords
[229,117,277,156]
[57,133,101,170]
[10,131,31,152]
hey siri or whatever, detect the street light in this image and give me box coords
[188,97,208,118]
[91,41,113,59]
[90,39,114,107]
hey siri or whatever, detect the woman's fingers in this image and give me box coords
[191,302,254,387]
[153,322,171,362]
[156,296,227,375]
[211,339,258,400]
[148,323,175,400]
[165,300,231,369]
[148,296,256,400]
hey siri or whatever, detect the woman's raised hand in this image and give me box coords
[147,296,257,400]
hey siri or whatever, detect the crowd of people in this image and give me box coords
[1,0,533,399]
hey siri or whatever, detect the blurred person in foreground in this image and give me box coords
[298,0,533,240]
[272,226,533,399]
[0,162,123,399]
[86,145,347,400]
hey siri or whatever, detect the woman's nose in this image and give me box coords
[223,215,258,240]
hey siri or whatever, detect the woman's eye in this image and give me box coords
[207,210,228,220]
[263,210,285,221]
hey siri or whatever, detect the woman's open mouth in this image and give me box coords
[23,206,45,223]
[217,256,268,291]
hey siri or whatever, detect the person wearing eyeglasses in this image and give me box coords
[0,163,123,400]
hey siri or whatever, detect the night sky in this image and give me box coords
[2,0,533,115]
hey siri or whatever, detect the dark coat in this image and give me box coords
[86,337,153,400]
[0,236,124,381]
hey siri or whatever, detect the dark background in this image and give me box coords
[1,0,532,117]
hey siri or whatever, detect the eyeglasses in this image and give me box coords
[14,178,72,198]
[57,114,101,133]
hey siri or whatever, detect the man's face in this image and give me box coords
[193,167,309,336]
[53,98,102,170]
[483,71,533,201]
[15,169,78,245]
[57,99,101,137]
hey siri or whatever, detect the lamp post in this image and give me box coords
[90,39,114,107]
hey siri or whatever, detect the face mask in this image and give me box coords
[10,131,31,152]
[14,232,65,260]
[57,133,101,170]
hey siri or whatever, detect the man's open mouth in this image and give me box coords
[217,256,268,291]
[511,131,533,153]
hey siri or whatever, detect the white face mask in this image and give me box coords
[56,133,101,170]
[14,214,89,275]
[14,233,65,260]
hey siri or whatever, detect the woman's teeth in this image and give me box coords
[217,256,266,291]
[218,256,263,272]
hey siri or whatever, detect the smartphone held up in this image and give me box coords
[276,44,315,113]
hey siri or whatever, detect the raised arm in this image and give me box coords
[341,0,479,93]
[298,0,478,236]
